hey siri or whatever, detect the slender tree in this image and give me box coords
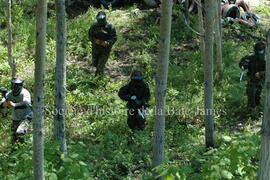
[198,0,205,61]
[152,0,173,179]
[7,0,16,77]
[258,30,270,180]
[33,0,47,179]
[215,0,223,80]
[54,0,67,155]
[203,0,215,148]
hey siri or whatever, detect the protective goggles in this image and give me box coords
[131,76,143,80]
[257,49,265,55]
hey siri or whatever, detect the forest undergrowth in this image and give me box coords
[0,1,269,179]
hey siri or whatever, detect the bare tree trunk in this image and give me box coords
[258,30,270,180]
[33,0,47,179]
[54,0,67,155]
[198,0,205,61]
[152,0,173,179]
[7,0,16,77]
[204,0,215,148]
[215,0,223,80]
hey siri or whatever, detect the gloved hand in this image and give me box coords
[96,40,109,47]
[255,72,261,79]
[130,96,137,100]
[135,99,142,105]
[101,41,109,47]
[3,101,15,108]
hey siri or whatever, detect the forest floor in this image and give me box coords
[245,0,269,9]
[72,0,270,82]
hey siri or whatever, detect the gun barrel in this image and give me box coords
[240,70,245,82]
[0,87,7,99]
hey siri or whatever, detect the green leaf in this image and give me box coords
[47,173,58,180]
[8,163,16,167]
[221,170,233,179]
[70,153,79,159]
[79,161,88,166]
[222,136,232,142]
[63,157,73,163]
[165,175,174,180]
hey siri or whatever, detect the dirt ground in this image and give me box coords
[72,0,270,82]
[245,0,270,9]
[246,0,270,29]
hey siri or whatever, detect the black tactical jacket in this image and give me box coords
[247,55,265,82]
[88,22,117,49]
[118,80,150,109]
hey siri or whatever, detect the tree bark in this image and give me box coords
[54,0,67,155]
[33,0,47,179]
[258,30,270,180]
[215,0,223,80]
[7,0,16,77]
[204,0,215,148]
[198,0,205,61]
[152,0,173,179]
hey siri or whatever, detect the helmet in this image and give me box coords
[131,70,143,80]
[96,11,107,26]
[11,77,24,84]
[254,42,266,55]
[11,77,24,95]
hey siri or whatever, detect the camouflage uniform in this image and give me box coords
[88,11,117,76]
[118,71,150,130]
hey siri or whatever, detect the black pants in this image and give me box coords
[11,119,30,144]
[247,81,262,108]
[92,48,110,76]
[127,109,146,130]
[11,120,23,144]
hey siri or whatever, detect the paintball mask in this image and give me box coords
[254,42,266,60]
[11,78,24,96]
[131,70,143,83]
[254,42,266,55]
[96,11,107,26]
[256,49,265,55]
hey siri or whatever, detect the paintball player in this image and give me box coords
[118,71,150,130]
[88,11,117,76]
[240,42,266,109]
[0,77,32,144]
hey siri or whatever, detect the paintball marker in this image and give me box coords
[239,55,251,82]
[138,109,145,120]
[0,87,7,99]
[240,70,245,82]
[0,87,7,108]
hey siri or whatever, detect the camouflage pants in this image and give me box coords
[11,119,30,144]
[247,81,262,108]
[92,48,110,76]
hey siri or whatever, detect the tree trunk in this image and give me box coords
[258,30,270,180]
[33,0,47,179]
[152,0,173,179]
[7,0,16,77]
[204,0,215,148]
[215,0,223,80]
[54,0,67,155]
[198,0,205,61]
